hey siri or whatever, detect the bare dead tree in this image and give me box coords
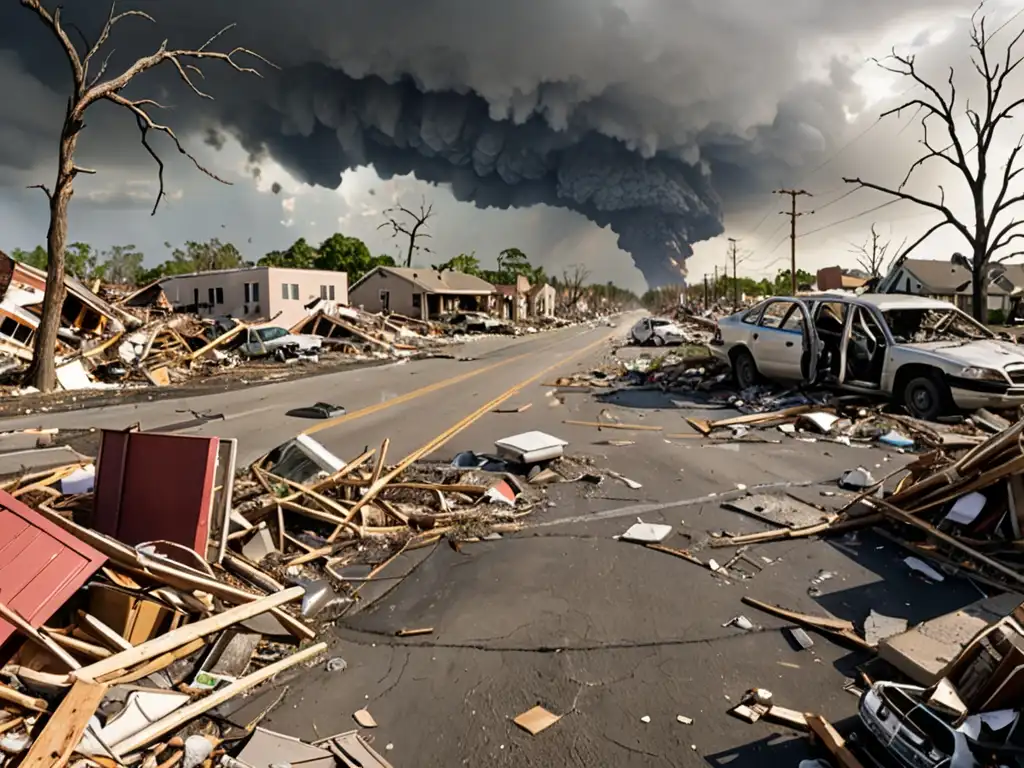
[561,263,591,308]
[378,197,434,267]
[21,0,271,392]
[843,7,1024,321]
[848,223,906,278]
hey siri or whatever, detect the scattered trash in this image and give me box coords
[620,522,673,543]
[513,705,561,735]
[676,715,693,725]
[326,657,349,672]
[904,556,945,582]
[640,715,651,723]
[724,616,754,631]
[353,708,378,728]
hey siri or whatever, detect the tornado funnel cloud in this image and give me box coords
[228,68,723,286]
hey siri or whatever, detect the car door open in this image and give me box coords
[753,299,819,384]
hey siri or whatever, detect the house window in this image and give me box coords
[192,288,200,310]
[412,294,421,309]
[244,282,260,303]
[0,317,31,345]
[905,277,911,293]
[320,285,327,299]
[282,283,289,300]
[329,285,335,300]
[215,287,224,304]
[290,283,299,300]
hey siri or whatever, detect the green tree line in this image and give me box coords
[8,236,641,310]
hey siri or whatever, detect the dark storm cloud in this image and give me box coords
[0,0,982,284]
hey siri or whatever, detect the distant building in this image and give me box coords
[528,283,557,318]
[348,266,495,320]
[158,266,348,328]
[816,266,869,292]
[493,275,532,321]
[888,259,1024,315]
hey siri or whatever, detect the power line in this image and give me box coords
[798,200,900,239]
[813,187,860,213]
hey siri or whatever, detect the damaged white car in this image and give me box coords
[630,317,689,346]
[709,294,1024,420]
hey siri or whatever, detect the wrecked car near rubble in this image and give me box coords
[709,293,1024,420]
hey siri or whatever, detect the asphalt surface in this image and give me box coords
[0,311,982,766]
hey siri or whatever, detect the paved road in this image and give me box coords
[0,312,978,766]
[0,317,634,466]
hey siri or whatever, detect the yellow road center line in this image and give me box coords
[400,329,617,463]
[302,352,532,435]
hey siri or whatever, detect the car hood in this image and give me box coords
[655,324,686,335]
[287,334,322,346]
[906,339,1024,369]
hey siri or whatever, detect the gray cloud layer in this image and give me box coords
[0,0,995,284]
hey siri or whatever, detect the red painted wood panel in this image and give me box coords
[0,490,107,646]
[93,431,218,553]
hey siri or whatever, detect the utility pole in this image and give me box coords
[774,189,812,295]
[703,274,709,307]
[713,264,718,303]
[728,238,739,308]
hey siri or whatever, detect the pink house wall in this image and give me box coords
[160,267,348,327]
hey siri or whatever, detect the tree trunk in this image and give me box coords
[25,127,79,392]
[972,256,988,323]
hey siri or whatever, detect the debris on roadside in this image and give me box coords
[513,705,561,735]
[0,417,587,766]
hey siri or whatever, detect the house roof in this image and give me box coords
[902,259,973,294]
[528,282,554,297]
[14,262,128,325]
[353,267,495,294]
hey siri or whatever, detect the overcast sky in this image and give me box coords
[0,0,1021,293]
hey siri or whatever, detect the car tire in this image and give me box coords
[732,348,759,389]
[902,374,950,421]
[653,334,666,347]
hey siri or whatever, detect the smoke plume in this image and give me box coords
[0,0,976,284]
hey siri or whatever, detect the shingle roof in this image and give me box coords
[904,259,1024,295]
[362,267,495,294]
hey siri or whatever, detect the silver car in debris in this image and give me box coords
[709,293,1024,420]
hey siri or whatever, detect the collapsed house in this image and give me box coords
[0,252,136,370]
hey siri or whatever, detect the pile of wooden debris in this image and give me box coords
[0,427,537,766]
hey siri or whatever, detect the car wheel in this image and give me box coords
[902,374,949,421]
[732,348,759,389]
[652,334,666,347]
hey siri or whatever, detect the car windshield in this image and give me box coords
[650,320,673,327]
[882,308,991,343]
[257,327,288,342]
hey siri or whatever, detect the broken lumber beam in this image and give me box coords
[19,678,107,768]
[806,714,866,768]
[876,500,1024,587]
[0,600,81,670]
[710,515,882,548]
[112,642,327,756]
[562,420,663,431]
[75,610,134,652]
[31,503,314,641]
[72,586,305,682]
[0,683,47,712]
[741,597,872,650]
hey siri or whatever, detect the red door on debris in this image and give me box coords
[0,490,107,646]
